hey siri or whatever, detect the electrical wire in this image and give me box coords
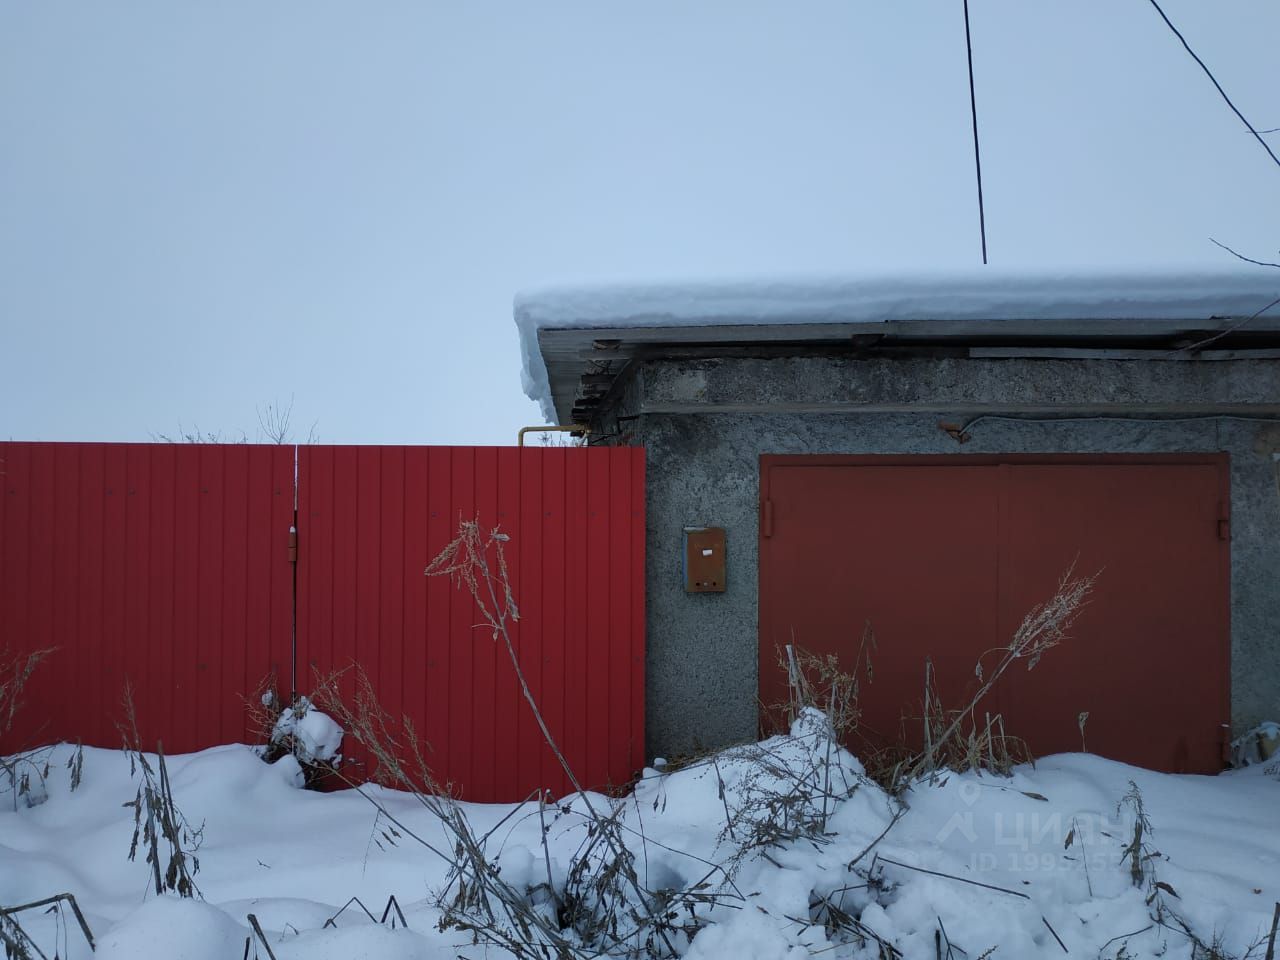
[962,0,988,264]
[1143,0,1280,172]
[950,412,1280,443]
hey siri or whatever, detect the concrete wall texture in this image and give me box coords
[612,357,1280,762]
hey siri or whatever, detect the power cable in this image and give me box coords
[946,413,1280,444]
[1143,0,1280,172]
[962,0,988,263]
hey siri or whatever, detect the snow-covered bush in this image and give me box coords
[262,694,344,788]
[244,677,344,788]
[270,696,343,766]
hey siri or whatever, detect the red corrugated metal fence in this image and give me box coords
[0,442,645,801]
[295,445,646,799]
[0,443,295,755]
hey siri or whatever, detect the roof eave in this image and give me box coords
[539,315,1280,427]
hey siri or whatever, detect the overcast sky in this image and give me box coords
[3,1,1278,445]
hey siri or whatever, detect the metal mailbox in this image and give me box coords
[683,526,726,592]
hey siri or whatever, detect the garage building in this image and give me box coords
[517,273,1280,773]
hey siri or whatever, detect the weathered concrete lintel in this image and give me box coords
[640,401,1280,416]
[638,356,1280,413]
[540,315,1280,425]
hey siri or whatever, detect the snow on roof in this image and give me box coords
[514,270,1280,421]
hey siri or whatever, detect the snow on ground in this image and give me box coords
[514,270,1280,420]
[4,726,1279,959]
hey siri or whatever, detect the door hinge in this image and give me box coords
[288,524,298,563]
[1217,501,1230,542]
[762,499,774,538]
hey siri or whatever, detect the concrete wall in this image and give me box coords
[615,357,1280,761]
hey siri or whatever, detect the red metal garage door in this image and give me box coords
[758,455,1230,774]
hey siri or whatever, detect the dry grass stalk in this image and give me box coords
[0,646,82,811]
[715,732,864,870]
[313,664,609,959]
[0,646,53,737]
[118,682,203,899]
[0,910,39,960]
[0,893,96,959]
[425,519,689,956]
[311,520,746,956]
[240,673,284,748]
[906,565,1097,784]
[425,522,573,791]
[911,664,1034,782]
[639,636,880,881]
[763,565,1094,792]
[2,742,84,813]
[776,620,875,740]
[1110,782,1265,959]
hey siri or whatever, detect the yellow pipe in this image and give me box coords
[517,425,588,447]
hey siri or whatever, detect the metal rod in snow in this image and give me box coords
[962,0,988,264]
